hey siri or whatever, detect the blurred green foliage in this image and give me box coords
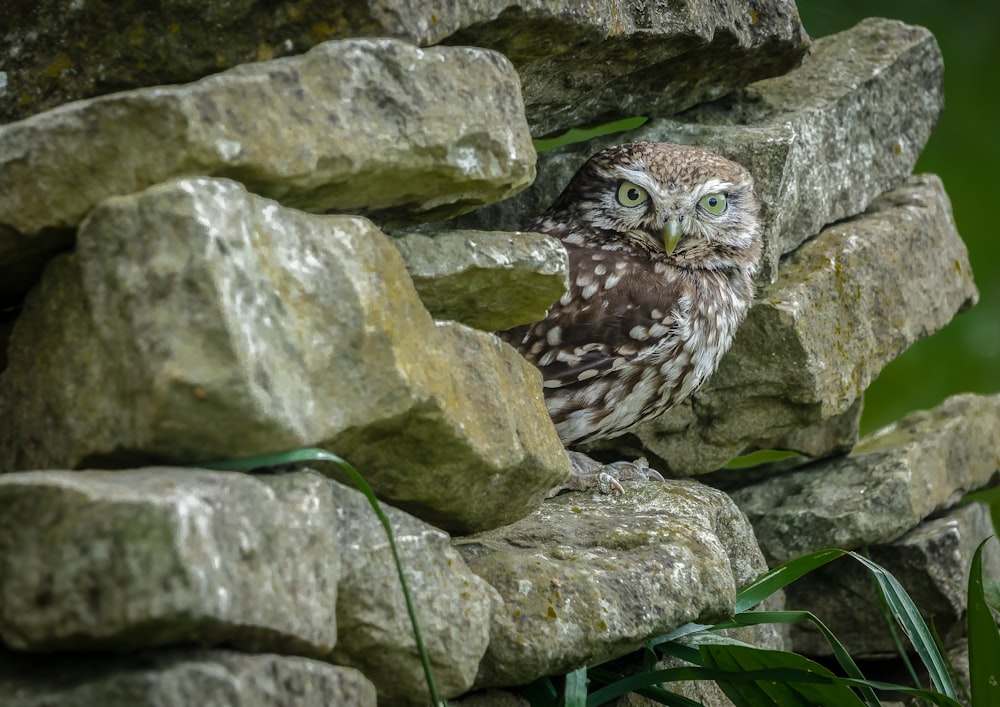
[796,1,1000,433]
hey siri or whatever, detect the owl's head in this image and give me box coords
[539,142,761,273]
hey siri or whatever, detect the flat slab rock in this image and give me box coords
[0,469,340,655]
[390,229,568,332]
[0,37,534,298]
[786,502,1000,658]
[732,393,1000,566]
[604,174,978,476]
[451,18,941,285]
[3,0,808,136]
[0,178,569,533]
[0,649,376,707]
[454,480,768,688]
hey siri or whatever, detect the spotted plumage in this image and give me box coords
[499,142,762,446]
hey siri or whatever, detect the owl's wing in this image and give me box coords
[500,244,691,390]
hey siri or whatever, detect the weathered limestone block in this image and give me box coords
[0,648,376,707]
[451,18,942,282]
[446,0,809,137]
[0,469,339,654]
[618,174,978,476]
[3,1,808,135]
[0,179,569,533]
[0,38,535,298]
[786,503,1000,658]
[332,475,501,704]
[391,230,568,331]
[732,393,1000,565]
[454,480,768,688]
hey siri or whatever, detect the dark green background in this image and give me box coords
[797,1,1000,433]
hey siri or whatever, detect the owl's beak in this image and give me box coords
[662,219,682,255]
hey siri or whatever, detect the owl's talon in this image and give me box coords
[547,451,666,497]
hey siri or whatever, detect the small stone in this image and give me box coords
[331,475,501,704]
[454,480,768,688]
[731,393,1000,565]
[0,38,534,298]
[0,648,376,707]
[0,469,339,654]
[390,230,568,331]
[0,178,569,534]
[786,503,1000,658]
[621,175,978,476]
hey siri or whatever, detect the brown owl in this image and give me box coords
[500,142,762,447]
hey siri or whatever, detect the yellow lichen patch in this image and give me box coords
[44,53,73,79]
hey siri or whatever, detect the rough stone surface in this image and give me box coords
[2,1,809,136]
[0,179,569,534]
[601,174,978,476]
[445,0,809,137]
[454,480,768,688]
[0,38,535,298]
[0,469,339,654]
[732,393,1000,565]
[450,18,942,282]
[390,230,568,331]
[330,472,501,704]
[0,648,376,707]
[786,503,1000,658]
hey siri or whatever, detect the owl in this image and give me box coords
[500,142,762,447]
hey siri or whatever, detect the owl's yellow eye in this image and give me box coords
[616,181,649,207]
[698,193,728,215]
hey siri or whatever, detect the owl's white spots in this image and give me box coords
[497,141,762,446]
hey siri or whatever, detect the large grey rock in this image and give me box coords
[0,37,534,298]
[331,474,501,704]
[733,393,1000,565]
[786,503,1000,658]
[451,18,942,282]
[2,1,808,135]
[0,469,339,654]
[0,649,376,707]
[391,230,568,331]
[446,0,809,137]
[0,179,569,534]
[608,174,978,476]
[454,480,768,688]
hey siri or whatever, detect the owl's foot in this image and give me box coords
[547,451,666,498]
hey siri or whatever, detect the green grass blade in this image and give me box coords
[734,548,845,613]
[563,668,588,707]
[968,537,1000,707]
[701,644,867,707]
[518,677,560,707]
[848,551,957,700]
[197,448,443,706]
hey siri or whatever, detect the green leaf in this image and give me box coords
[701,645,867,706]
[563,668,588,707]
[848,551,957,700]
[196,448,443,706]
[968,537,1000,707]
[734,548,845,613]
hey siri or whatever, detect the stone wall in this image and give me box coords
[1,2,997,706]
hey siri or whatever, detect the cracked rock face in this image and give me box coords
[0,38,535,299]
[0,178,569,533]
[731,393,1000,565]
[454,480,769,687]
[0,648,377,707]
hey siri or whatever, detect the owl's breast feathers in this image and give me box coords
[499,238,752,446]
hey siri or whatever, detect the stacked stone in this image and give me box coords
[0,3,995,707]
